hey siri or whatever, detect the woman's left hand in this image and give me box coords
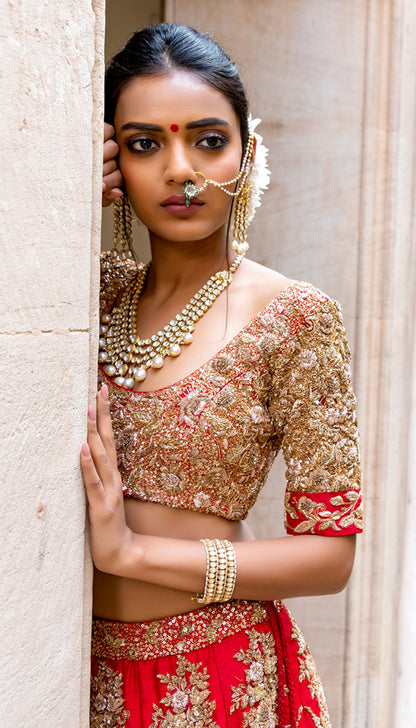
[102,122,123,207]
[80,384,134,575]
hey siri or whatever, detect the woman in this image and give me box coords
[82,23,363,727]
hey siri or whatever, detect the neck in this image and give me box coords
[146,228,235,297]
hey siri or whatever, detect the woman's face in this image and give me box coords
[114,71,243,245]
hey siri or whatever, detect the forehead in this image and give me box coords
[114,70,239,130]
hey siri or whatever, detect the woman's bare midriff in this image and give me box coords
[93,499,255,622]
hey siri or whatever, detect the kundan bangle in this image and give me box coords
[197,538,219,605]
[221,539,237,602]
[214,539,228,602]
[195,538,237,605]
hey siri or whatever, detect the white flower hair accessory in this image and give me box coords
[246,116,271,222]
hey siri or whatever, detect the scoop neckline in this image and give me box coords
[100,279,309,396]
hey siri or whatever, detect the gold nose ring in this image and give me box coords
[183,173,208,206]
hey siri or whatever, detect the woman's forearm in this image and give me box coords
[82,386,356,602]
[120,531,356,601]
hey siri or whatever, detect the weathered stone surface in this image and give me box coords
[0,1,104,725]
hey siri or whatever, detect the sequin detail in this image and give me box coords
[100,252,362,535]
[91,600,269,661]
[150,656,220,728]
[230,629,279,727]
[90,662,130,727]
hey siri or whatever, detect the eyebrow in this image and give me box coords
[186,117,231,130]
[120,117,231,132]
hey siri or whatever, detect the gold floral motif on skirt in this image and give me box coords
[230,629,278,727]
[90,662,130,728]
[150,655,220,728]
[290,618,331,728]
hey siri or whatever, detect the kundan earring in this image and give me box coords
[230,178,252,255]
[112,195,134,258]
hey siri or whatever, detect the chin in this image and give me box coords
[147,222,226,244]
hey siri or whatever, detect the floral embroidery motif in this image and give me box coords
[100,252,362,535]
[90,662,130,728]
[289,618,331,728]
[230,629,278,727]
[150,656,220,728]
[285,491,363,534]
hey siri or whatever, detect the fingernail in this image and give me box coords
[88,405,95,420]
[81,442,90,456]
[100,384,109,401]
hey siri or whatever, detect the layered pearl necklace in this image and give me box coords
[99,254,244,388]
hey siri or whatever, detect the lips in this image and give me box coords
[161,194,204,217]
[161,194,203,206]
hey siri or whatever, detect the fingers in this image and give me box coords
[96,385,119,471]
[102,187,123,207]
[103,158,118,176]
[102,126,123,206]
[103,168,123,192]
[80,441,103,504]
[85,402,117,493]
[103,137,119,163]
[104,122,115,142]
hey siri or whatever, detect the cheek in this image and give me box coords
[118,155,141,186]
[205,149,241,183]
[120,164,151,205]
[207,187,234,223]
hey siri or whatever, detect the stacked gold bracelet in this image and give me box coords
[196,538,237,605]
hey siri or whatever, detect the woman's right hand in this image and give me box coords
[81,384,137,575]
[102,122,123,206]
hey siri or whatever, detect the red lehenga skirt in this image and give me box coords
[90,600,331,727]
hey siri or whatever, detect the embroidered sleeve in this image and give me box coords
[270,295,363,536]
[100,250,139,316]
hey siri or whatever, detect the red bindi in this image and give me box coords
[170,123,179,132]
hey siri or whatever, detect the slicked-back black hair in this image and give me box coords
[105,23,249,149]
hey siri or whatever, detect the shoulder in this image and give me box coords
[237,259,294,310]
[239,259,340,322]
[100,250,142,284]
[100,251,143,313]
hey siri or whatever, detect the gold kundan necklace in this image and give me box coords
[99,253,244,388]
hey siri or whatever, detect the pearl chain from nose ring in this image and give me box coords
[183,133,255,206]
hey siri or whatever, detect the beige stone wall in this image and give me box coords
[344,2,416,725]
[0,1,104,726]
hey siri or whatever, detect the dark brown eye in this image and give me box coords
[198,134,227,150]
[127,137,158,152]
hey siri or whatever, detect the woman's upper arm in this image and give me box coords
[269,291,363,539]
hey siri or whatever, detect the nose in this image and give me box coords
[164,140,195,184]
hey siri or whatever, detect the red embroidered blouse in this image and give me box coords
[99,252,363,536]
